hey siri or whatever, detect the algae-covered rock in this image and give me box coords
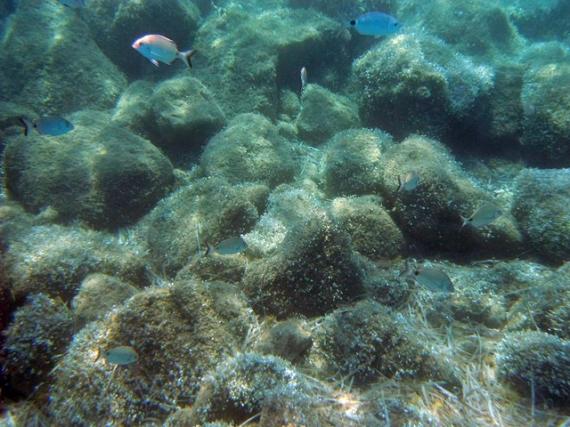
[244,185,325,256]
[148,76,226,153]
[287,0,395,18]
[112,80,155,136]
[113,76,226,162]
[506,263,570,340]
[321,128,393,197]
[296,84,360,145]
[4,111,174,229]
[189,353,316,426]
[177,254,247,284]
[382,135,523,256]
[0,101,36,138]
[520,62,570,166]
[497,331,570,405]
[243,212,364,318]
[254,319,313,363]
[200,114,296,187]
[363,261,413,308]
[49,280,254,425]
[0,0,126,114]
[353,33,493,140]
[503,0,570,42]
[140,177,259,276]
[72,273,139,327]
[398,0,520,58]
[82,0,200,76]
[193,6,348,118]
[479,64,524,149]
[312,300,460,388]
[4,293,73,395]
[418,263,508,329]
[2,222,149,302]
[513,168,570,263]
[330,195,404,259]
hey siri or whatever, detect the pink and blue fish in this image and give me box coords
[132,34,195,68]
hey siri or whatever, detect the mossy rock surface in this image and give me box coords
[4,111,174,230]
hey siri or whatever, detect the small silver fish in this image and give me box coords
[412,266,454,293]
[397,170,420,192]
[300,66,308,94]
[205,236,248,256]
[19,116,74,136]
[462,202,502,229]
[103,346,138,366]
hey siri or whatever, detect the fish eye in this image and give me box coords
[414,270,420,276]
[350,20,356,26]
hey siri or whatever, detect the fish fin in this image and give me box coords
[150,59,159,67]
[19,117,32,136]
[396,175,402,192]
[179,49,195,68]
[460,216,469,230]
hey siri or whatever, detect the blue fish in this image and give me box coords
[19,117,74,136]
[349,12,401,37]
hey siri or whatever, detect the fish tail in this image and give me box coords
[18,117,32,136]
[396,175,402,192]
[460,216,469,230]
[179,49,196,68]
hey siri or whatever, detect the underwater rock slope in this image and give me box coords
[1,0,570,425]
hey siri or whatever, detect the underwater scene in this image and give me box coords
[1,0,570,425]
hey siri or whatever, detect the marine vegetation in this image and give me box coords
[1,0,570,425]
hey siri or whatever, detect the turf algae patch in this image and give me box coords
[4,111,175,230]
[139,177,260,277]
[296,84,361,145]
[311,300,461,388]
[513,168,570,263]
[353,33,493,141]
[3,223,149,302]
[243,212,364,319]
[0,0,126,114]
[330,195,404,260]
[497,331,570,406]
[200,113,296,188]
[4,293,73,396]
[381,135,523,257]
[48,281,254,425]
[321,128,393,198]
[520,62,570,167]
[193,6,348,119]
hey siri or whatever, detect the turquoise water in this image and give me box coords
[1,0,570,425]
